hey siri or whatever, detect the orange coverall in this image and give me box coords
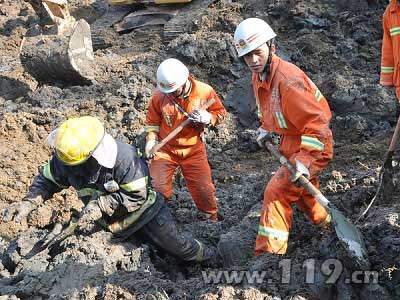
[145,76,226,220]
[380,0,400,100]
[253,55,333,255]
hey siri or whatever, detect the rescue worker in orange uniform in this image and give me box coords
[380,0,400,117]
[233,18,333,255]
[144,58,227,221]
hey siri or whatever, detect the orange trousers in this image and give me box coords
[255,137,333,255]
[149,142,217,217]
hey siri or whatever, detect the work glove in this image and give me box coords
[0,195,43,223]
[290,160,310,184]
[77,200,103,232]
[145,139,159,159]
[256,127,280,148]
[191,109,212,125]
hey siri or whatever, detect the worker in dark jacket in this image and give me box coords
[0,116,214,262]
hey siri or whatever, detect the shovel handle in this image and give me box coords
[149,98,216,157]
[389,114,400,152]
[265,142,330,209]
[382,113,400,167]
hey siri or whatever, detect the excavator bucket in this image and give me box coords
[20,0,94,84]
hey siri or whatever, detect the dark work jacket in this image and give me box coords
[27,141,162,238]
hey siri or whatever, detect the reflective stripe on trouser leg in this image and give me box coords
[180,142,217,215]
[295,177,330,225]
[149,150,178,199]
[255,166,303,255]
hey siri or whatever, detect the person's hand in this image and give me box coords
[145,139,159,159]
[191,109,212,125]
[0,195,43,223]
[77,200,103,232]
[256,127,280,148]
[290,160,310,184]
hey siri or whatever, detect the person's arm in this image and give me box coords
[380,10,395,87]
[206,89,227,126]
[97,146,151,217]
[0,156,70,222]
[144,92,163,142]
[282,77,332,170]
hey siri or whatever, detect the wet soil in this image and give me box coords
[0,0,399,299]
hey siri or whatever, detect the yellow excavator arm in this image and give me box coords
[108,0,192,4]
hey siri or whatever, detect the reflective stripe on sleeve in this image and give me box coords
[144,125,160,132]
[381,66,395,73]
[301,135,324,151]
[275,111,288,129]
[77,188,104,198]
[315,89,324,102]
[120,176,148,192]
[390,27,400,36]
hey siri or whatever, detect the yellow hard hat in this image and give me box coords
[48,116,105,166]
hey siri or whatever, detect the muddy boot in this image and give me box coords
[217,232,250,267]
[137,203,215,262]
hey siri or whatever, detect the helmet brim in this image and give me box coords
[92,133,117,169]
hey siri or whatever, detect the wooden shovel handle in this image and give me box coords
[389,115,400,152]
[265,142,330,209]
[149,98,216,157]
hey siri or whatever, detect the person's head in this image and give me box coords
[156,58,190,98]
[47,116,117,169]
[234,18,276,74]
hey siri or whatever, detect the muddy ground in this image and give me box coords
[0,0,400,299]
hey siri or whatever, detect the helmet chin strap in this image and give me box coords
[176,80,192,99]
[260,40,274,82]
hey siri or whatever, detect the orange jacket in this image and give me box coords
[380,0,400,99]
[252,55,333,168]
[145,76,226,147]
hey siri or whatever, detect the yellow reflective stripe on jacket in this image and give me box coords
[77,188,104,198]
[381,66,395,73]
[258,225,289,241]
[390,27,400,36]
[144,125,160,132]
[275,111,288,129]
[314,89,323,102]
[43,162,67,188]
[301,135,324,151]
[120,176,148,192]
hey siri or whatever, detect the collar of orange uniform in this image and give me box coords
[253,54,280,90]
[390,0,399,13]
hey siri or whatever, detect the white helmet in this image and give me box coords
[234,18,276,57]
[156,58,189,93]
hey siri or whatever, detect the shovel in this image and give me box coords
[148,98,215,157]
[357,115,400,221]
[24,220,79,259]
[264,142,369,268]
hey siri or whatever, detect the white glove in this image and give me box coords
[256,127,280,148]
[145,139,159,159]
[191,109,212,125]
[290,160,310,184]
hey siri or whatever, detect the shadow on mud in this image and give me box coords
[0,76,31,100]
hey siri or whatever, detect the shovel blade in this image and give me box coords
[330,207,369,268]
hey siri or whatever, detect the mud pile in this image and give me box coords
[0,0,400,299]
